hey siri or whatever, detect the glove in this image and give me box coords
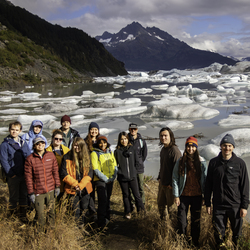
[54,187,60,197]
[29,193,35,204]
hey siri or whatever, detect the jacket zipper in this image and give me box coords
[127,157,130,179]
[42,157,48,193]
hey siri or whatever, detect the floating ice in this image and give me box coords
[148,96,193,107]
[194,94,208,102]
[166,85,179,94]
[71,107,106,116]
[18,92,41,99]
[81,90,114,99]
[0,96,11,102]
[99,106,147,117]
[141,104,219,120]
[199,144,220,161]
[34,103,79,113]
[0,127,9,135]
[17,114,56,125]
[5,102,45,108]
[93,98,141,108]
[217,85,235,95]
[0,90,16,95]
[218,114,250,128]
[0,109,27,114]
[151,84,169,90]
[100,128,120,135]
[148,120,194,130]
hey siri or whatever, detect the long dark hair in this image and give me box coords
[158,127,177,147]
[85,131,100,152]
[116,131,132,149]
[71,137,91,175]
[178,147,201,179]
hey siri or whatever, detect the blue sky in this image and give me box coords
[9,0,250,59]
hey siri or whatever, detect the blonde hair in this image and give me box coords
[71,137,91,175]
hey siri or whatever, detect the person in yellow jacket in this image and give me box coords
[46,129,70,199]
[60,137,93,227]
[90,135,117,228]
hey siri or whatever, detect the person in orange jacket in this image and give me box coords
[60,137,93,227]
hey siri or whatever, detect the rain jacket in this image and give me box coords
[22,120,48,152]
[91,148,118,183]
[0,135,31,177]
[60,151,93,195]
[172,156,207,198]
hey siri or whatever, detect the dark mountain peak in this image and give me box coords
[0,0,13,6]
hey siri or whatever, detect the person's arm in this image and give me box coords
[204,160,213,213]
[60,155,78,188]
[108,152,118,182]
[239,161,249,211]
[90,152,108,182]
[172,159,181,206]
[142,139,147,162]
[51,154,60,187]
[24,157,34,195]
[0,143,15,177]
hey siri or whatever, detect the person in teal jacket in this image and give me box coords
[172,136,207,247]
[90,135,117,228]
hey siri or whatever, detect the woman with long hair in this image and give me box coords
[84,122,100,152]
[172,136,207,247]
[90,135,117,228]
[47,129,70,199]
[60,137,93,227]
[114,132,144,219]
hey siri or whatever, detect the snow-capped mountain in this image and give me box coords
[96,22,237,71]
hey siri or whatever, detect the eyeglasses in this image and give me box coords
[54,138,63,141]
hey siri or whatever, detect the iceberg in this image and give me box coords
[17,114,57,125]
[148,120,194,130]
[218,115,250,127]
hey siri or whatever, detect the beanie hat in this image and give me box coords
[220,134,235,148]
[96,135,108,143]
[89,122,99,131]
[61,115,71,124]
[185,136,198,148]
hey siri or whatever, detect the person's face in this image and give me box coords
[90,127,99,138]
[34,141,45,153]
[33,125,42,134]
[53,134,63,147]
[74,143,80,153]
[9,125,21,139]
[160,130,171,146]
[62,121,71,130]
[129,128,138,136]
[99,140,107,151]
[221,143,234,158]
[186,145,197,155]
[120,135,128,147]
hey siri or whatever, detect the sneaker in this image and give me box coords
[125,213,131,219]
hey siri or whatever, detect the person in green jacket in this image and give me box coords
[90,135,117,228]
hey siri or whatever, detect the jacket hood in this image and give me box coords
[28,120,44,137]
[3,135,25,145]
[93,147,112,154]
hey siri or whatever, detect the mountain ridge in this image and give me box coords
[96,22,237,71]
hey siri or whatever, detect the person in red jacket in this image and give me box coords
[24,136,60,231]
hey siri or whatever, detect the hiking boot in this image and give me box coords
[125,213,131,219]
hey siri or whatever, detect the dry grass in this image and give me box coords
[0,178,250,250]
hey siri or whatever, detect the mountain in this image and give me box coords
[96,22,237,71]
[0,0,127,80]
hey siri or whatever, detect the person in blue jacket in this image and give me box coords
[172,136,207,247]
[21,120,48,152]
[0,121,31,218]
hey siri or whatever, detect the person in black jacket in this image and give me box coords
[59,115,80,150]
[204,134,249,249]
[115,132,144,219]
[128,123,147,204]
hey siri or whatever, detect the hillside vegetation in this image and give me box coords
[0,0,127,87]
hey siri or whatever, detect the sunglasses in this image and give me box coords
[54,138,63,141]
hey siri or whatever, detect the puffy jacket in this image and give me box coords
[60,151,93,195]
[59,127,80,149]
[0,136,31,177]
[46,144,70,192]
[21,120,48,152]
[91,148,118,182]
[114,146,138,181]
[128,132,147,174]
[204,152,249,210]
[24,150,60,195]
[172,156,207,198]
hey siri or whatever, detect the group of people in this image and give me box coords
[0,116,147,231]
[0,116,249,249]
[158,127,249,249]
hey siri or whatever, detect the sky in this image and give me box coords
[8,0,250,59]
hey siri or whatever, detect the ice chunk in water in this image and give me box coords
[199,144,220,160]
[148,120,194,130]
[218,115,250,127]
[18,92,41,99]
[17,114,56,125]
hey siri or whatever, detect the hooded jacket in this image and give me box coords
[172,156,207,198]
[60,151,93,195]
[25,150,60,195]
[114,146,139,181]
[22,120,48,152]
[0,135,31,177]
[128,132,147,174]
[204,152,249,210]
[91,148,118,183]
